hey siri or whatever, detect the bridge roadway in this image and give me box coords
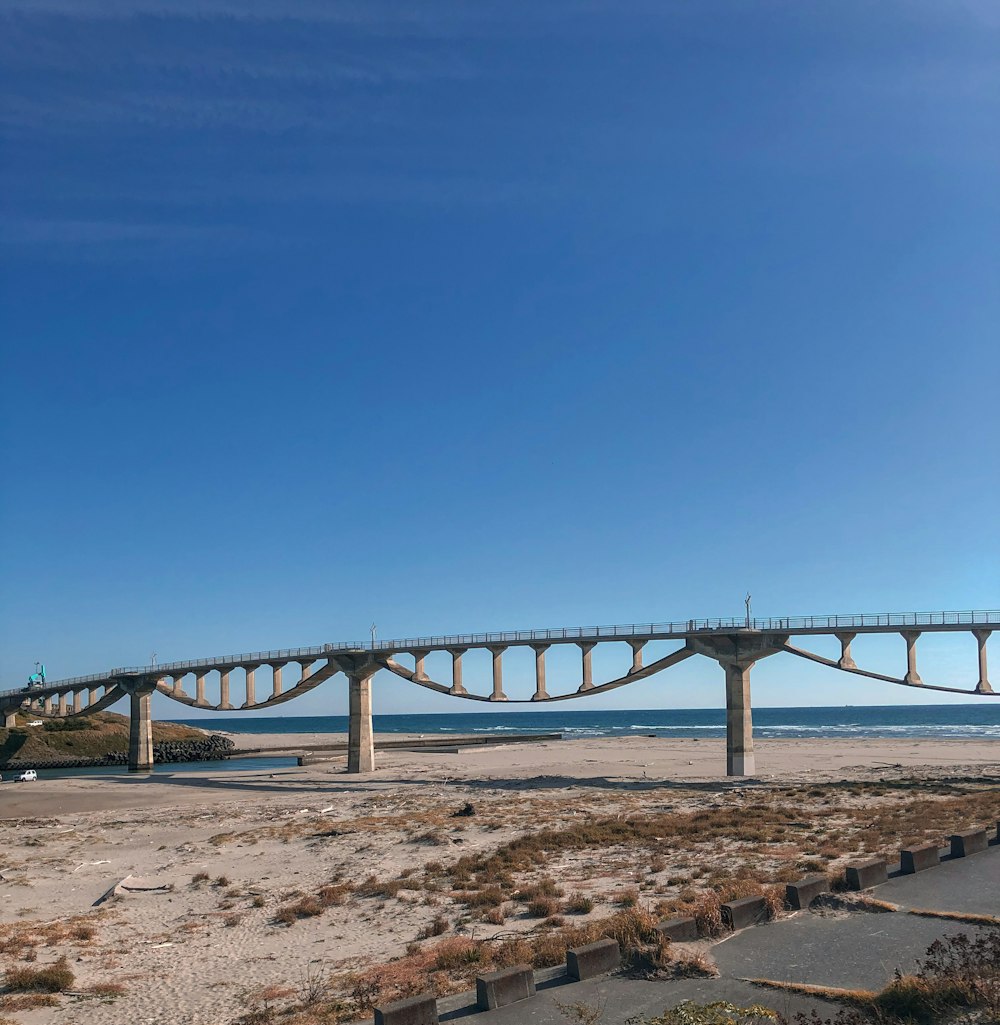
[2,609,996,774]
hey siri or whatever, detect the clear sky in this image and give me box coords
[1,1,997,718]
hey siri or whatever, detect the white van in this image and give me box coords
[15,770,37,782]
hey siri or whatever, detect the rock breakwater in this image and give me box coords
[1,734,234,770]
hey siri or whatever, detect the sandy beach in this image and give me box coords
[1,735,997,1025]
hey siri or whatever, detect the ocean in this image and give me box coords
[174,704,1000,741]
[10,704,996,782]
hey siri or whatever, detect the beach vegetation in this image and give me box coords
[4,957,74,993]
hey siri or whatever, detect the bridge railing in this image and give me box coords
[10,610,998,695]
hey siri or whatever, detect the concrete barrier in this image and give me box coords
[476,965,536,1010]
[950,829,988,858]
[845,859,888,890]
[721,895,768,930]
[566,938,621,980]
[374,992,438,1025]
[655,916,699,942]
[785,875,829,909]
[900,843,940,874]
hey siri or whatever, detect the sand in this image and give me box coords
[0,735,997,1025]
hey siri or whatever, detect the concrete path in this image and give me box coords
[467,843,999,1024]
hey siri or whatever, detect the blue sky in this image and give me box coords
[1,0,997,717]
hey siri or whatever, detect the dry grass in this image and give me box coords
[0,915,101,959]
[907,908,1000,926]
[4,957,75,993]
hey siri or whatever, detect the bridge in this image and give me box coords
[2,610,996,775]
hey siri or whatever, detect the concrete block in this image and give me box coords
[566,938,620,980]
[721,895,768,930]
[476,965,536,1010]
[845,859,888,890]
[655,916,699,942]
[950,829,988,858]
[374,992,438,1025]
[900,843,940,874]
[785,875,829,910]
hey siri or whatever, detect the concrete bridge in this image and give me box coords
[2,610,996,775]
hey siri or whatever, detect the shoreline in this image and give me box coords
[2,735,997,819]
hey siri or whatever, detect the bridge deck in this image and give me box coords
[5,609,996,696]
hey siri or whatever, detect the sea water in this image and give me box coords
[174,704,1000,741]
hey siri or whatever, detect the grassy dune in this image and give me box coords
[0,712,205,765]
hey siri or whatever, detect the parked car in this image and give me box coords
[15,770,37,782]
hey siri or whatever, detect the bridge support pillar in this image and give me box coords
[412,651,430,682]
[219,669,233,710]
[531,645,550,701]
[901,631,923,685]
[488,646,507,701]
[271,663,284,699]
[89,687,100,707]
[973,630,993,694]
[128,685,156,772]
[44,695,55,714]
[448,649,467,696]
[243,668,256,708]
[687,632,787,777]
[4,709,16,729]
[195,673,208,707]
[628,640,644,675]
[58,693,69,717]
[835,632,857,669]
[725,661,755,777]
[347,669,376,773]
[578,642,595,692]
[73,691,84,714]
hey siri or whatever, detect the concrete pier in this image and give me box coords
[128,684,155,772]
[195,673,208,706]
[4,710,16,728]
[835,632,857,669]
[271,663,284,699]
[724,662,755,776]
[413,651,429,682]
[902,631,923,685]
[219,669,233,709]
[531,644,549,700]
[628,640,644,674]
[578,641,595,691]
[243,667,256,707]
[449,649,467,696]
[347,669,375,773]
[489,646,507,701]
[974,630,992,693]
[688,632,787,777]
